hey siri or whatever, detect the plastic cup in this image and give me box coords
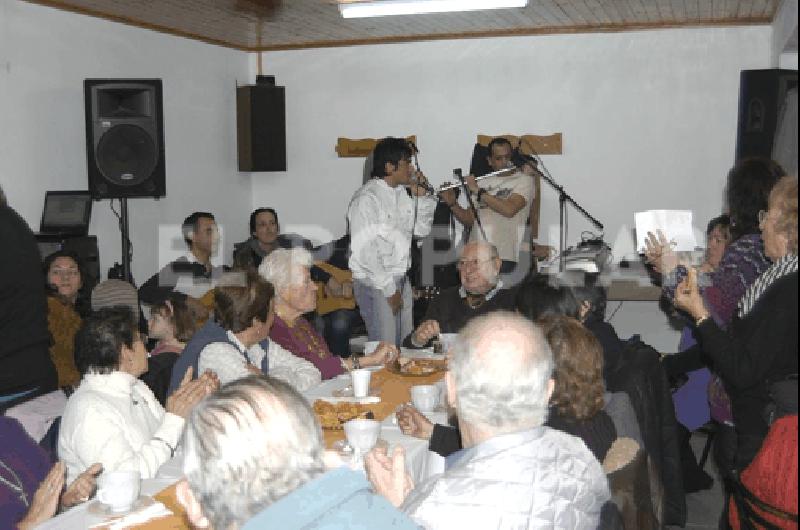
[351,369,372,398]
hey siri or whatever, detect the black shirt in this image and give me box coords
[0,205,57,398]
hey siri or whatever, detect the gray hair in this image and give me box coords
[259,247,314,290]
[182,376,325,530]
[450,311,554,433]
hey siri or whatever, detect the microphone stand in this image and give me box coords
[537,171,604,272]
[518,141,603,272]
[454,168,487,241]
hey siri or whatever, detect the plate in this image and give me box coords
[87,495,154,517]
[386,358,445,377]
[313,400,376,430]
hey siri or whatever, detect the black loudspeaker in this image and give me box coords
[237,77,286,171]
[735,69,798,161]
[84,79,166,198]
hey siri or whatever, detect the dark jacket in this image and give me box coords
[582,315,686,525]
[695,271,798,470]
[402,284,517,348]
[0,206,57,400]
[605,336,686,527]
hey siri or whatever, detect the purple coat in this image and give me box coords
[0,417,51,528]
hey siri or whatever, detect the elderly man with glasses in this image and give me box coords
[403,240,517,348]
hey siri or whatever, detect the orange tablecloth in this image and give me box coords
[133,366,445,529]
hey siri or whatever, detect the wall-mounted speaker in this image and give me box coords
[237,77,286,171]
[735,69,798,161]
[84,79,166,198]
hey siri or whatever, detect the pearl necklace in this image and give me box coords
[0,458,29,508]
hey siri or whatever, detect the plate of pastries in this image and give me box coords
[313,399,375,430]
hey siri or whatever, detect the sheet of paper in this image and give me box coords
[634,210,698,252]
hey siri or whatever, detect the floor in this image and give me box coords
[668,432,726,530]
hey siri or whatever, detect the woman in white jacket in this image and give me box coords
[197,271,322,390]
[58,307,217,483]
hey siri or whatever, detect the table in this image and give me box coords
[40,366,447,530]
[303,365,447,485]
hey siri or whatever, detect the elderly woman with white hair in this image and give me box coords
[176,375,419,529]
[260,248,397,379]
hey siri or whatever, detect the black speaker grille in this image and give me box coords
[96,124,157,186]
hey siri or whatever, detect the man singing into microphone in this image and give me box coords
[441,137,535,280]
[347,137,436,345]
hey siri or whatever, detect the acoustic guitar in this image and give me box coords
[314,261,356,316]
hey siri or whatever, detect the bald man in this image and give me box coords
[404,241,517,348]
[367,312,610,528]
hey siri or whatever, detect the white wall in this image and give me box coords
[0,2,778,349]
[251,26,772,351]
[253,26,772,262]
[779,52,798,69]
[772,0,798,64]
[0,0,253,285]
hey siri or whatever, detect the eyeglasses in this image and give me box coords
[456,258,493,270]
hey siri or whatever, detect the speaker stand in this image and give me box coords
[120,198,133,283]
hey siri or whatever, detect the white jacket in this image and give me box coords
[402,426,610,529]
[198,332,321,391]
[58,371,184,483]
[347,178,436,296]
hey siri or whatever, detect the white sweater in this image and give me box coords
[57,371,184,484]
[198,332,322,391]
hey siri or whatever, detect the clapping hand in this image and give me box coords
[644,230,679,274]
[365,446,414,508]
[17,462,66,530]
[61,463,102,508]
[674,268,709,321]
[166,367,218,419]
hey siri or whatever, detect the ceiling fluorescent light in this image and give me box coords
[339,0,528,18]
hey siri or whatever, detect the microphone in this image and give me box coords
[412,174,436,195]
